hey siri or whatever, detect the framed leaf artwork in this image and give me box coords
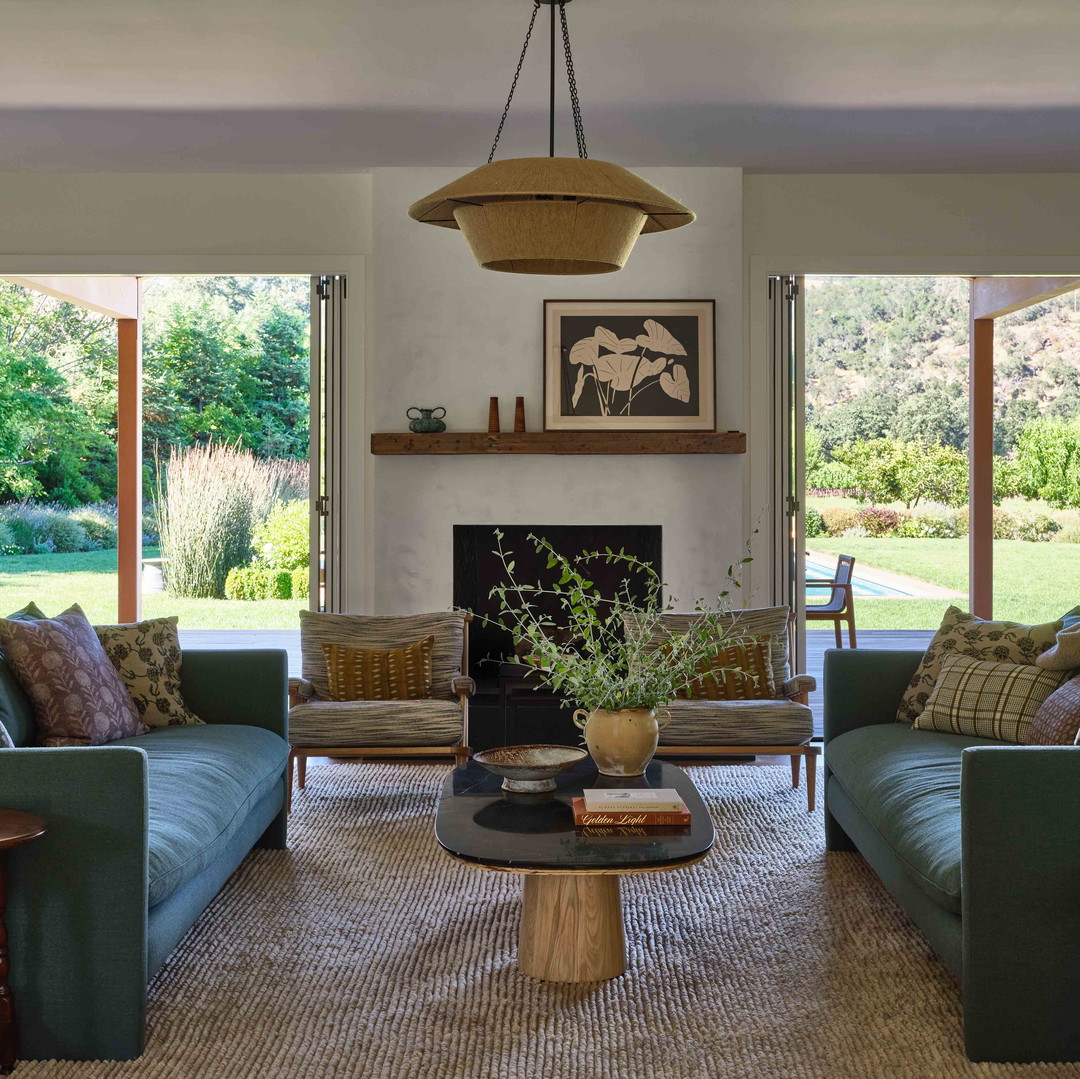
[543,300,716,431]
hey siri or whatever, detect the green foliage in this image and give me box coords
[156,443,298,599]
[291,567,310,601]
[0,502,91,553]
[856,507,903,537]
[992,508,1060,542]
[0,522,18,557]
[820,508,860,536]
[895,507,967,539]
[1013,418,1080,509]
[833,438,968,508]
[68,503,119,549]
[805,507,824,538]
[252,499,309,570]
[485,532,752,714]
[225,565,294,601]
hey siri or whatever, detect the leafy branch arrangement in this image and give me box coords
[567,319,691,416]
[484,531,754,713]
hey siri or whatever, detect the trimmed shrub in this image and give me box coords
[1053,521,1080,544]
[856,507,903,537]
[805,507,824,539]
[1006,511,1060,542]
[841,525,870,538]
[291,567,310,600]
[225,565,294,601]
[69,503,118,549]
[0,502,90,553]
[252,499,309,571]
[0,521,18,556]
[895,507,966,539]
[821,508,860,536]
[992,509,1017,540]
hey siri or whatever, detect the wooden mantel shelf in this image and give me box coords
[370,431,746,455]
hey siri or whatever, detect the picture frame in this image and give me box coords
[543,299,716,431]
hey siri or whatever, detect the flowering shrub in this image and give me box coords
[856,507,903,537]
[821,508,860,536]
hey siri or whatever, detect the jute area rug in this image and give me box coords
[21,761,1080,1079]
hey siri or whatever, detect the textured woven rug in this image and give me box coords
[20,761,1080,1079]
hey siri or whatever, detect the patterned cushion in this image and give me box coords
[4,602,46,623]
[678,639,775,701]
[288,699,463,748]
[323,636,434,701]
[94,616,203,727]
[627,606,791,700]
[897,605,1061,724]
[300,611,465,701]
[0,604,147,747]
[658,698,813,746]
[0,720,12,749]
[914,655,1071,743]
[1024,675,1080,745]
[1036,623,1080,671]
[1060,605,1080,631]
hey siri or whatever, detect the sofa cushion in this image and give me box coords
[109,724,289,907]
[289,698,462,747]
[659,698,813,746]
[827,723,1009,914]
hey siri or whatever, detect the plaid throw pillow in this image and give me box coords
[677,638,776,701]
[322,636,435,701]
[897,606,1061,724]
[915,655,1072,744]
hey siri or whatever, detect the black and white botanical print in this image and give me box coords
[544,301,714,431]
[561,316,699,417]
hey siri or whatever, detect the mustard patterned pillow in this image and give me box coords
[897,606,1061,724]
[94,616,203,727]
[322,636,435,701]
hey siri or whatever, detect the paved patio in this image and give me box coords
[178,626,935,739]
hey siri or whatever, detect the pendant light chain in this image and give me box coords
[487,0,542,164]
[559,3,588,159]
[487,0,587,164]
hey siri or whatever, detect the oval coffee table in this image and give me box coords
[435,757,713,982]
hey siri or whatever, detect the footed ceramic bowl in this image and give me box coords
[473,744,588,793]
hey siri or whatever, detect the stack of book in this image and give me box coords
[572,788,690,829]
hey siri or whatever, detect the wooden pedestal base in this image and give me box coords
[519,874,626,982]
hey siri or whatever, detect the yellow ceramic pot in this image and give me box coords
[572,706,672,777]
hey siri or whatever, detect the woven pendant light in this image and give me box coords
[408,0,694,275]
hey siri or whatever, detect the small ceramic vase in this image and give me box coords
[572,707,672,777]
[407,406,447,433]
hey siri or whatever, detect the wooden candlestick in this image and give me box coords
[488,397,501,434]
[514,397,526,433]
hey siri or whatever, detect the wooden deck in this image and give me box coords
[178,626,934,739]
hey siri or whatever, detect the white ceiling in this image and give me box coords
[4,0,1080,171]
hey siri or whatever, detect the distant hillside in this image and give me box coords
[805,276,1080,453]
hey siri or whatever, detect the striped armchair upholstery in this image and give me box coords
[288,612,473,794]
[623,606,820,809]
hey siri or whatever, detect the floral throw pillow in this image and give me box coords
[94,616,203,727]
[897,605,1062,724]
[0,604,147,747]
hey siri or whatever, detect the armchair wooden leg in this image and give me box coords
[834,620,843,649]
[297,754,307,791]
[790,754,801,789]
[806,748,819,812]
[848,616,857,649]
[287,752,294,815]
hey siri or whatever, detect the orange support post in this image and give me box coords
[117,316,142,623]
[969,312,994,619]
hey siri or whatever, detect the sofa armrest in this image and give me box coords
[180,650,288,740]
[823,649,923,744]
[961,746,1080,1062]
[0,746,149,1060]
[289,676,316,707]
[452,674,476,698]
[781,674,816,701]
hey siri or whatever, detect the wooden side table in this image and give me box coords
[0,810,46,1075]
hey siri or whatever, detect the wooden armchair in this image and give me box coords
[287,611,474,806]
[625,606,819,810]
[806,553,857,648]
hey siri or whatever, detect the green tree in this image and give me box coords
[1013,418,1080,508]
[833,438,968,508]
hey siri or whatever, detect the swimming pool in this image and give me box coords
[805,556,913,599]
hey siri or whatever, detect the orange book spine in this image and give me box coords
[571,797,691,827]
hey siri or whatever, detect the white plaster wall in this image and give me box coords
[370,166,744,614]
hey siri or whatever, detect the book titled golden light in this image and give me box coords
[571,797,691,827]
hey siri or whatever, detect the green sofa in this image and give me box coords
[0,649,290,1062]
[825,648,1080,1064]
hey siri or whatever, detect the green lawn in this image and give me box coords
[810,537,1080,629]
[0,549,304,629]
